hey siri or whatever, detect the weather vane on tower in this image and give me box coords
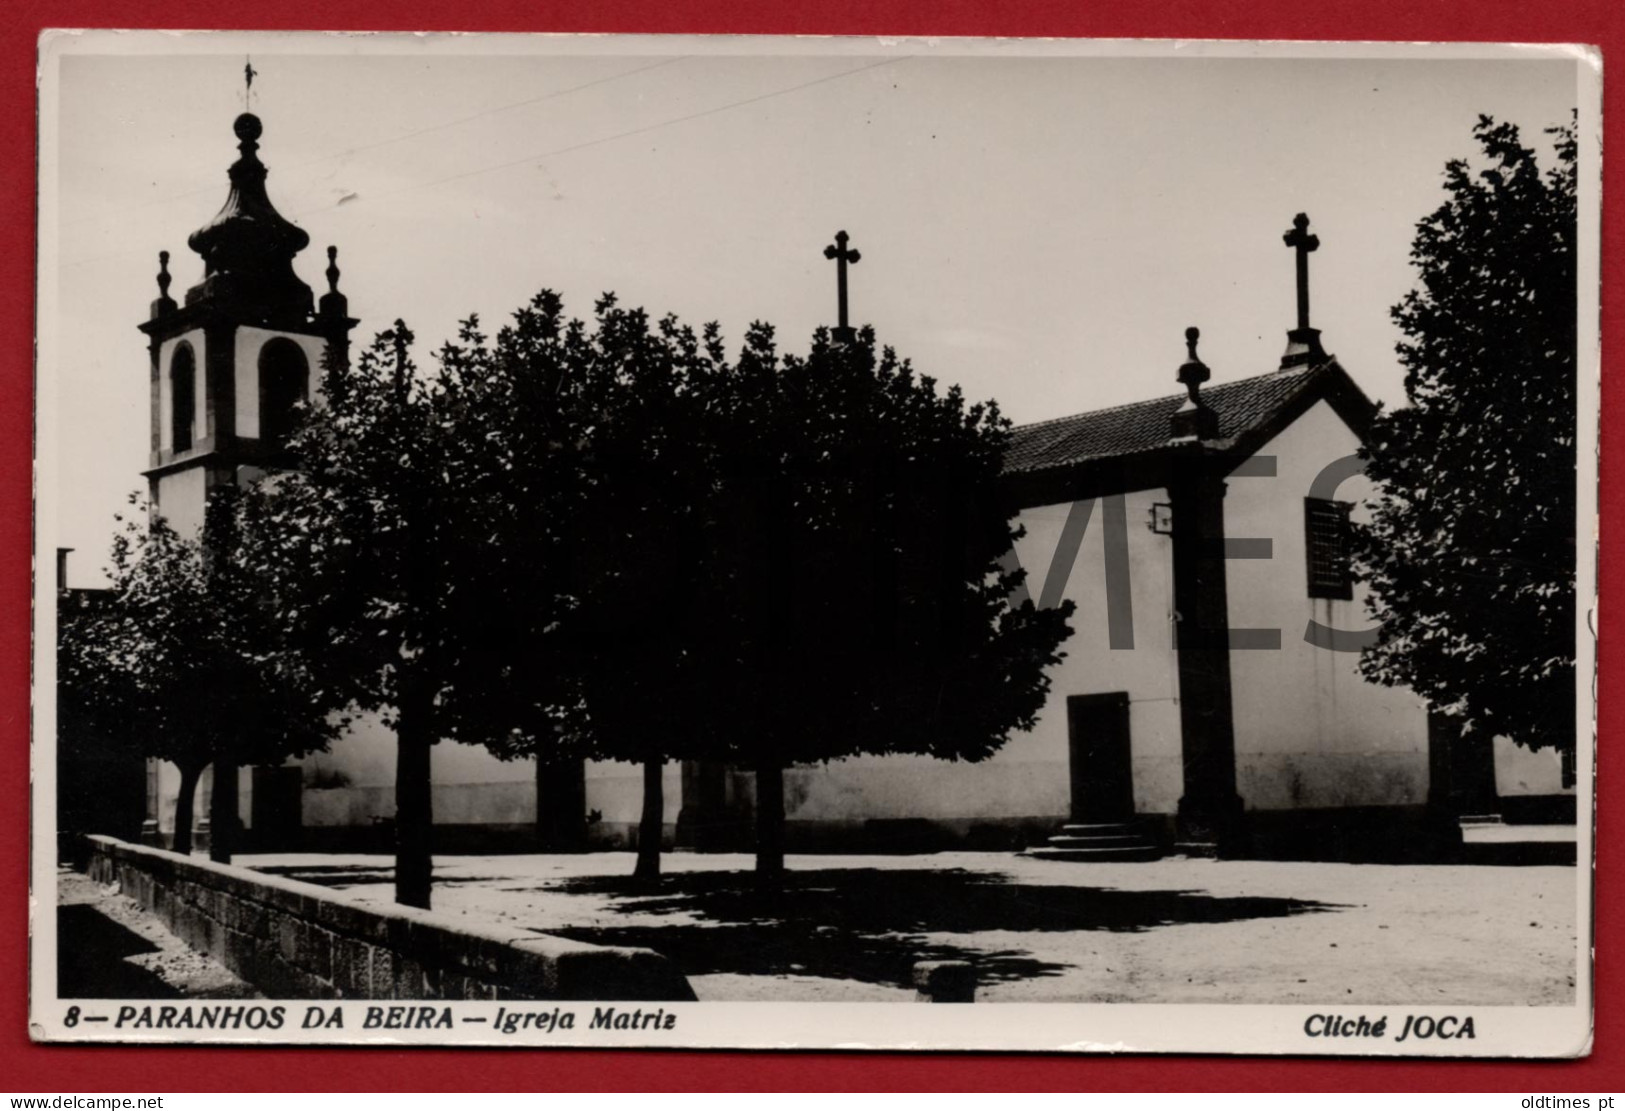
[243,57,258,110]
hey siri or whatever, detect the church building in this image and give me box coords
[113,111,1573,863]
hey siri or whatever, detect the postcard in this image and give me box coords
[30,31,1598,1054]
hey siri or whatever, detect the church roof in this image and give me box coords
[1004,359,1364,476]
[182,113,315,322]
[188,115,310,262]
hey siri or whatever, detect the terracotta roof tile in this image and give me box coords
[1003,362,1328,475]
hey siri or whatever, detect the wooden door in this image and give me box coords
[1067,692,1134,822]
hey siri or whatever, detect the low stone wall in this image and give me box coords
[83,836,695,1002]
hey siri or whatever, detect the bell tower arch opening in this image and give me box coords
[169,342,197,453]
[258,337,309,449]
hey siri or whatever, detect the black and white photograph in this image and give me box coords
[31,32,1597,1054]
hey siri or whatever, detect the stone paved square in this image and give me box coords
[240,852,1578,1004]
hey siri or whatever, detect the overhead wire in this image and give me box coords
[60,55,688,233]
[61,54,905,272]
[291,55,906,221]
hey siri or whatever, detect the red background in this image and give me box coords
[2,0,1618,1093]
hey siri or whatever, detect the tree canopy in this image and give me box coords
[1354,114,1578,752]
[428,293,728,877]
[58,498,338,854]
[417,293,1072,878]
[225,284,1071,888]
[704,325,1073,874]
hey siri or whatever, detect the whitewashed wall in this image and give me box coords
[1224,398,1431,810]
[1494,737,1569,797]
[297,714,673,831]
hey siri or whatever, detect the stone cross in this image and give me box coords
[1282,212,1319,332]
[823,230,861,343]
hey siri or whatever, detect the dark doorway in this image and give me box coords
[1067,692,1134,822]
[250,765,303,851]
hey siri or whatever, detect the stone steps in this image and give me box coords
[1044,834,1145,848]
[1026,844,1164,863]
[1024,820,1163,863]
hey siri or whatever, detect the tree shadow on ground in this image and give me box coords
[58,904,181,999]
[553,921,1063,988]
[542,867,1345,990]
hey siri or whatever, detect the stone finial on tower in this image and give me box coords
[319,245,348,319]
[150,249,177,319]
[1280,212,1328,370]
[1171,326,1219,441]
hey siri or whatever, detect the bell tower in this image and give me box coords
[138,111,356,536]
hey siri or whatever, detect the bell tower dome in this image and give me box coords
[138,110,357,538]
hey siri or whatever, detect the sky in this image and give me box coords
[41,36,1580,585]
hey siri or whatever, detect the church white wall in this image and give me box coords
[1494,737,1570,797]
[152,466,207,540]
[1223,398,1431,811]
[147,706,668,842]
[296,710,670,830]
[780,485,1184,824]
[234,327,326,439]
[149,759,249,835]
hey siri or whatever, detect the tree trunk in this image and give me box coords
[537,755,587,853]
[172,762,204,857]
[208,753,239,864]
[633,758,664,881]
[755,758,786,882]
[395,679,435,909]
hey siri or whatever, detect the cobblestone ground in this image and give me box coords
[240,852,1580,1005]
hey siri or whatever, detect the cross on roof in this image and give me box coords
[1282,212,1319,331]
[823,230,861,344]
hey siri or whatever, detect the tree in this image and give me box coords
[257,290,1068,889]
[434,292,731,881]
[1354,114,1578,754]
[424,298,599,858]
[58,499,336,857]
[446,296,1072,881]
[233,323,490,907]
[705,326,1074,878]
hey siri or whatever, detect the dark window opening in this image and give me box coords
[259,338,310,450]
[1304,496,1353,600]
[170,343,196,454]
[1561,747,1577,790]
